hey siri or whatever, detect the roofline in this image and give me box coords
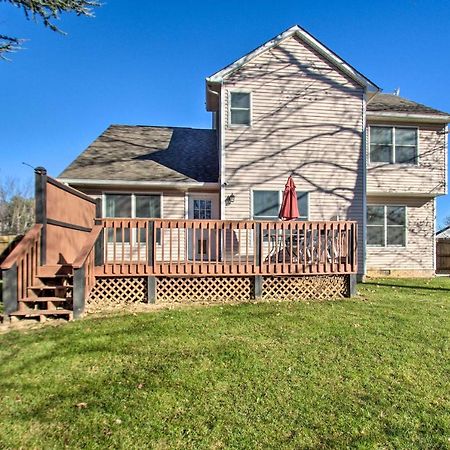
[58,178,220,189]
[436,224,450,236]
[107,124,216,131]
[367,111,450,123]
[206,25,380,93]
[367,191,444,198]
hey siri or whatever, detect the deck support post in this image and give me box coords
[255,223,262,269]
[73,266,85,319]
[94,229,104,266]
[349,274,357,297]
[95,197,102,218]
[254,275,263,299]
[147,276,156,304]
[3,263,18,314]
[148,221,155,268]
[35,167,47,266]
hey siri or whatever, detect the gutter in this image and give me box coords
[58,178,220,189]
[366,191,444,198]
[367,112,450,123]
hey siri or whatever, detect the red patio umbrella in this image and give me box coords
[279,175,299,220]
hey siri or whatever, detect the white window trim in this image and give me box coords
[102,192,164,218]
[228,90,252,128]
[250,188,310,220]
[367,204,408,248]
[368,125,419,165]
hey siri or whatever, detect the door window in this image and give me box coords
[193,199,212,219]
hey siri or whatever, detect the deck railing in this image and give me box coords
[97,219,357,276]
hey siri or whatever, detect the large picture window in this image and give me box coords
[367,205,406,247]
[230,92,251,126]
[105,194,161,218]
[105,194,161,243]
[252,190,309,221]
[369,126,418,164]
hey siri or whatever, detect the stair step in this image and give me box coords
[37,264,73,277]
[19,297,69,303]
[10,309,73,317]
[28,285,72,291]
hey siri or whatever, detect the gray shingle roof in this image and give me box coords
[59,125,219,183]
[367,93,449,117]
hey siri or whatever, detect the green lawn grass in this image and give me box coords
[1,278,450,449]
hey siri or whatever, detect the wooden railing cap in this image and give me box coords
[0,224,43,270]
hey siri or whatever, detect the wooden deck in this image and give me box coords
[0,169,358,320]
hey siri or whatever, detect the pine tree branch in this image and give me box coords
[1,0,100,57]
[0,34,23,60]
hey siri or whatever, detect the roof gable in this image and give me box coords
[207,25,379,92]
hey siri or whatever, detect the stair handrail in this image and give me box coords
[1,223,43,314]
[0,224,43,270]
[72,224,103,318]
[72,225,103,269]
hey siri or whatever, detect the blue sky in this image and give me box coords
[1,0,449,225]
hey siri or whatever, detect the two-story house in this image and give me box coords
[59,25,448,278]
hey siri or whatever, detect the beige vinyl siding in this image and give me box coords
[366,196,434,271]
[221,34,365,270]
[367,120,447,195]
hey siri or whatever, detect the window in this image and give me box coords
[367,205,406,247]
[369,126,418,164]
[105,194,132,242]
[193,199,212,220]
[105,194,161,218]
[105,193,161,243]
[230,92,251,126]
[135,195,161,218]
[253,190,279,220]
[252,190,309,220]
[105,194,131,218]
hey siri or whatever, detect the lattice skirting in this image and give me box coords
[157,276,253,303]
[262,275,349,301]
[87,277,147,307]
[86,275,350,307]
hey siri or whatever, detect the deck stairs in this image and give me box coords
[9,264,74,322]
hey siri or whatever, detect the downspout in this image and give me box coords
[433,198,436,274]
[361,91,368,280]
[445,124,448,195]
[220,82,226,220]
[207,83,225,219]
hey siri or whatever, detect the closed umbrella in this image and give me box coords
[279,176,299,220]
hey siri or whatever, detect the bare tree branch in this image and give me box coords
[0,176,34,235]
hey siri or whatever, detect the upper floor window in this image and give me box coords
[230,92,251,126]
[369,126,418,164]
[252,190,309,221]
[367,205,406,247]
